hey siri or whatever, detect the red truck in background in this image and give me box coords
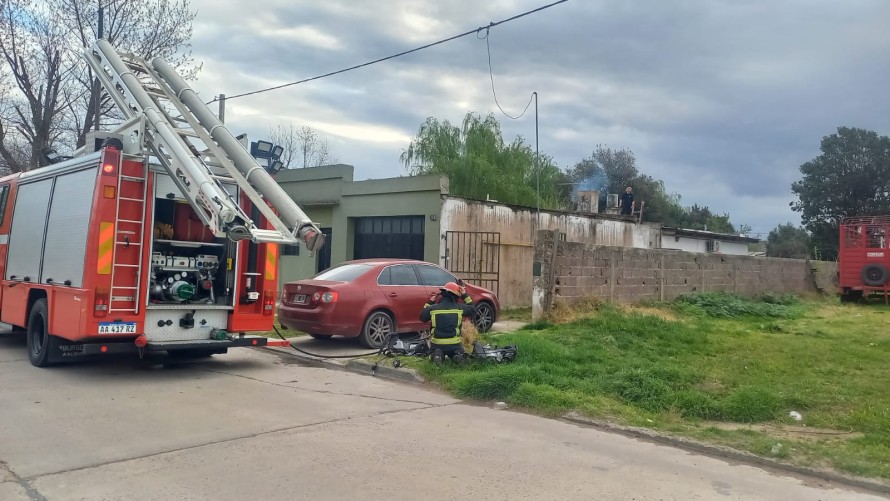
[838,216,890,303]
[0,40,325,367]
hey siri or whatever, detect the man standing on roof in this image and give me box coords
[619,186,634,215]
[420,282,476,364]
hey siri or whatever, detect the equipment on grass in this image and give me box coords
[472,341,517,363]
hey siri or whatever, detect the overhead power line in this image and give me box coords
[208,0,569,104]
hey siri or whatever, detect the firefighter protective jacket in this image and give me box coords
[420,296,476,345]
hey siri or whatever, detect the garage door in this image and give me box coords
[354,216,424,260]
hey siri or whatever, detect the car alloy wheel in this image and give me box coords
[474,302,494,332]
[360,311,394,348]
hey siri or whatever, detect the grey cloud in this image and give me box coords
[186,0,890,234]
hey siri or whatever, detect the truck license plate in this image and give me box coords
[98,322,137,334]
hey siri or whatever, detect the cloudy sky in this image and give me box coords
[185,0,890,236]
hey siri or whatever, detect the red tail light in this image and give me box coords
[100,146,120,176]
[94,288,109,318]
[263,290,275,315]
[313,291,338,304]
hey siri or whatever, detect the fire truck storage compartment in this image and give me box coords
[5,157,99,288]
[149,172,238,309]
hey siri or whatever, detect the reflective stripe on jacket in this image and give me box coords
[420,297,475,345]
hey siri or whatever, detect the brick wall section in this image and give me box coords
[533,230,837,316]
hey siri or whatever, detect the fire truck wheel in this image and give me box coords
[27,299,57,368]
[861,264,889,287]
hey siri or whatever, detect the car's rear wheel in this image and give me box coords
[309,334,333,340]
[474,302,495,333]
[360,311,394,349]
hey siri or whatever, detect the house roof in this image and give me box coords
[662,227,760,244]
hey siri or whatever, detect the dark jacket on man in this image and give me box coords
[420,295,475,346]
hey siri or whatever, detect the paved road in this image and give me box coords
[0,330,885,501]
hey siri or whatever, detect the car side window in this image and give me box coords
[388,265,419,285]
[416,265,456,286]
[376,267,391,286]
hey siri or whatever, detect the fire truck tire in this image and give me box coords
[861,264,889,287]
[26,299,57,368]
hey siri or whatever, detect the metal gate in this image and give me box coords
[445,231,500,295]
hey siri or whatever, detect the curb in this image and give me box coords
[345,359,426,384]
[561,412,890,497]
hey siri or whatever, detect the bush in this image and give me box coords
[675,292,799,319]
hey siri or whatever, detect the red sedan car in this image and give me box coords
[278,259,500,348]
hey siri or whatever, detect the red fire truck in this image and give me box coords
[0,40,325,367]
[838,216,890,303]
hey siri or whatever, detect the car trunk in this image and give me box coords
[283,280,342,308]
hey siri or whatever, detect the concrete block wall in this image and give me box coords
[533,230,836,318]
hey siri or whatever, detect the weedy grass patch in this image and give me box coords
[415,293,890,481]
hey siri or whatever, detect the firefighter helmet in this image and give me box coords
[440,282,462,297]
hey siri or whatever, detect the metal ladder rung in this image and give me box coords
[117,219,143,224]
[121,176,145,182]
[119,196,145,202]
[114,264,139,268]
[112,286,139,290]
[116,241,141,245]
[174,128,200,138]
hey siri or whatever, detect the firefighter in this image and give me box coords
[420,282,476,364]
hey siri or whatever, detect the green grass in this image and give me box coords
[411,292,890,481]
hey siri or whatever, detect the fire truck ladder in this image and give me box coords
[109,160,150,314]
[84,40,325,250]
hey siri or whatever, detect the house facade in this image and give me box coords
[274,164,663,308]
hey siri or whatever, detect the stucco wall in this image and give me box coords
[440,197,661,308]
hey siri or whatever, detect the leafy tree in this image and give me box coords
[567,145,638,196]
[678,204,735,234]
[401,112,570,209]
[766,223,811,259]
[0,0,198,172]
[566,145,738,232]
[791,126,890,260]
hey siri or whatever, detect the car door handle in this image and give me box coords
[389,292,398,297]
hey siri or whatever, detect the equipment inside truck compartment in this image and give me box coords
[150,196,237,306]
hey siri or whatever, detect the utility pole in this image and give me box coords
[218,94,226,123]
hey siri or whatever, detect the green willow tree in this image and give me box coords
[400,112,570,209]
